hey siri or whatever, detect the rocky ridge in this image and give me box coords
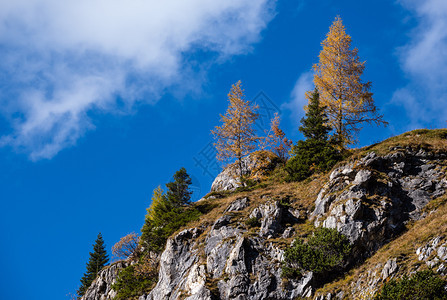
[81,130,447,300]
[81,261,128,300]
[313,147,447,262]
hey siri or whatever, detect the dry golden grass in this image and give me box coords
[350,128,447,159]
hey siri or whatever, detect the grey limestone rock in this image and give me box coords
[81,261,128,300]
[282,227,295,239]
[211,153,278,192]
[416,236,447,271]
[381,258,398,280]
[211,166,241,192]
[258,201,283,238]
[313,149,447,260]
[146,228,204,300]
[225,197,249,212]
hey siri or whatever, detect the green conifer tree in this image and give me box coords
[77,233,109,297]
[166,167,192,206]
[140,168,198,253]
[286,89,341,181]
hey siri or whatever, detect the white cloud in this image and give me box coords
[392,0,447,129]
[281,70,313,125]
[0,0,275,160]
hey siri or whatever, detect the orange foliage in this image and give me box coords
[313,16,387,147]
[112,232,139,260]
[212,81,259,179]
[261,113,292,161]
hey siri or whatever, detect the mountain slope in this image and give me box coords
[81,129,447,300]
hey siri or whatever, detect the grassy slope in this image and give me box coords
[176,129,447,298]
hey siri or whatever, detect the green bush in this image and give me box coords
[375,270,447,300]
[112,263,156,300]
[285,139,341,182]
[141,206,201,253]
[141,168,201,253]
[245,217,261,228]
[282,227,351,279]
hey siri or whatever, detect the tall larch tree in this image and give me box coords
[313,16,387,148]
[212,80,259,182]
[77,233,109,297]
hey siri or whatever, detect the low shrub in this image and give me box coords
[141,206,201,253]
[245,217,261,228]
[112,256,157,300]
[282,227,351,279]
[375,270,447,300]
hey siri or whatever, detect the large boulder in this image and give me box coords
[211,151,279,192]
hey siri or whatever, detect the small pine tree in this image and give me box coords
[166,167,192,206]
[286,89,341,181]
[77,233,109,297]
[299,89,332,141]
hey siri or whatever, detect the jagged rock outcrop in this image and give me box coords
[312,148,447,261]
[416,236,447,273]
[139,197,311,300]
[145,228,204,300]
[81,261,128,300]
[211,151,279,192]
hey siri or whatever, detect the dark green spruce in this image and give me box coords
[166,167,193,206]
[286,88,341,181]
[140,167,199,253]
[77,233,109,298]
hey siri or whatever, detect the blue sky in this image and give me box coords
[1,0,446,299]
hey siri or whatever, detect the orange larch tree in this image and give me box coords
[313,16,387,147]
[212,80,259,182]
[112,232,140,260]
[261,112,292,162]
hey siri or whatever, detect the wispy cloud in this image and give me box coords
[281,70,313,125]
[392,0,447,129]
[0,0,275,160]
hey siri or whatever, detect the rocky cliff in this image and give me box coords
[81,129,447,300]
